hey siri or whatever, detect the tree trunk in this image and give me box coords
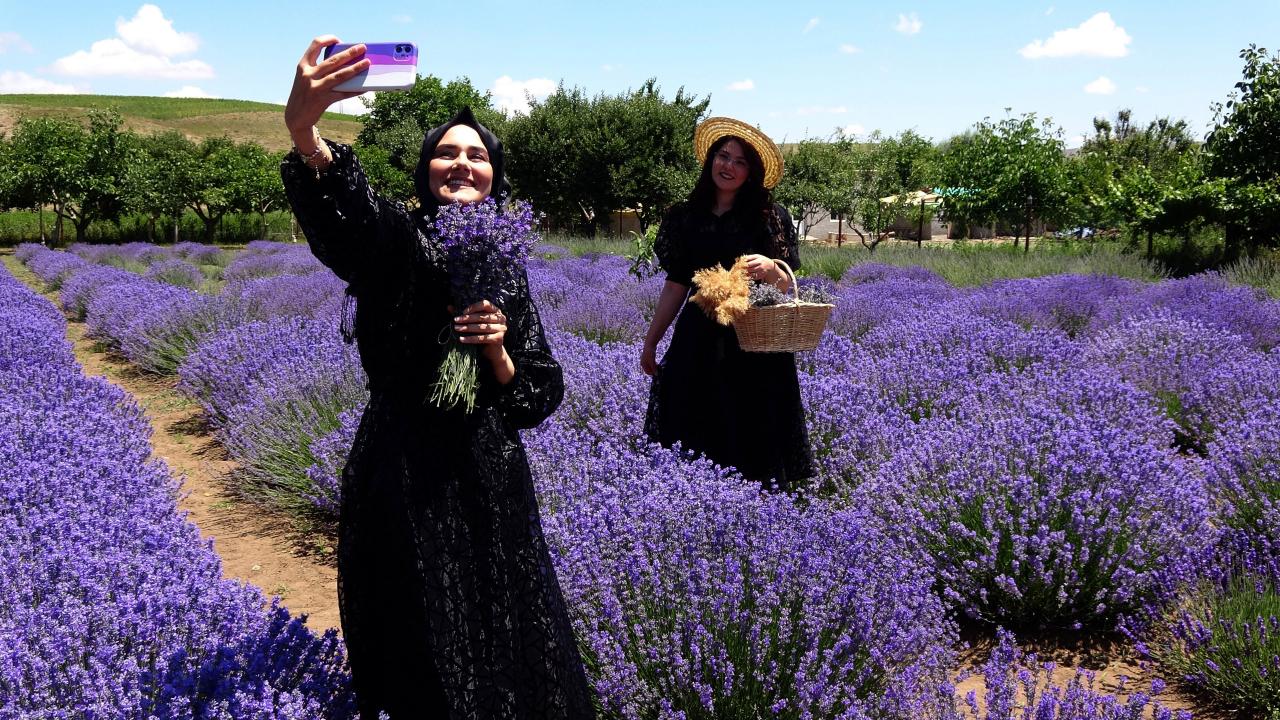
[836,214,843,247]
[1224,223,1244,263]
[38,206,46,243]
[1146,230,1153,259]
[73,215,92,244]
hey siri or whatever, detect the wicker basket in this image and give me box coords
[734,260,833,353]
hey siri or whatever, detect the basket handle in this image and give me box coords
[773,258,799,302]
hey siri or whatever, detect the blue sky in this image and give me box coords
[2,1,1278,146]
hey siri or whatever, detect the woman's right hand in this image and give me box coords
[640,343,658,376]
[284,36,370,146]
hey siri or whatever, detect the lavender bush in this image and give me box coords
[0,263,357,717]
[145,257,206,289]
[429,198,539,411]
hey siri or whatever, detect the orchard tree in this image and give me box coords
[1205,44,1280,258]
[230,142,287,239]
[775,137,851,241]
[592,80,708,231]
[125,130,195,242]
[184,137,245,241]
[503,85,600,231]
[7,110,133,245]
[845,134,918,252]
[939,113,1069,251]
[505,80,707,234]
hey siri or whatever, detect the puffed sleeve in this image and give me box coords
[281,140,423,290]
[772,203,802,272]
[653,203,694,287]
[479,268,564,429]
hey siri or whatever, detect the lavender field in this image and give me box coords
[8,239,1280,719]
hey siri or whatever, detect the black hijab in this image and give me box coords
[413,107,509,219]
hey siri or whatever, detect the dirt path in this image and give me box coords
[3,253,342,634]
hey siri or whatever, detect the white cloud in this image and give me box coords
[840,123,867,137]
[52,38,213,78]
[1019,12,1131,59]
[116,4,198,56]
[804,17,820,33]
[162,85,215,98]
[1046,5,1055,15]
[490,75,555,115]
[0,71,79,94]
[601,64,614,72]
[894,13,922,35]
[51,5,212,79]
[1136,85,1150,94]
[0,32,34,54]
[332,93,374,115]
[727,78,755,91]
[839,43,861,54]
[392,14,413,24]
[1084,76,1116,95]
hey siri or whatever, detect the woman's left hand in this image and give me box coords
[742,254,778,282]
[452,300,508,360]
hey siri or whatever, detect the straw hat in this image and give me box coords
[693,116,785,189]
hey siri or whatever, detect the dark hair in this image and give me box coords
[687,135,784,256]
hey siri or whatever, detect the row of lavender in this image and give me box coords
[19,239,1279,716]
[0,259,357,718]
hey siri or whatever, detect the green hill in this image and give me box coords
[0,94,365,152]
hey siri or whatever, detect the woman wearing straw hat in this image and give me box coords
[640,117,814,491]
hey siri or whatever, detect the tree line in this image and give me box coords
[2,45,1275,260]
[776,45,1278,262]
[0,109,285,245]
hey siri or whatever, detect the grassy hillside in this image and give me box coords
[0,94,365,152]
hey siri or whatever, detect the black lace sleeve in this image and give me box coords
[653,204,693,287]
[771,203,801,272]
[480,269,564,429]
[281,140,422,289]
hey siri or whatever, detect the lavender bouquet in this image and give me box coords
[427,198,540,412]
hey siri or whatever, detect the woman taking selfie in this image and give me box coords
[641,117,814,492]
[281,37,595,719]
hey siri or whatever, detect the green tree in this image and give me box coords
[775,137,852,242]
[1205,44,1280,259]
[1071,109,1199,252]
[7,110,133,245]
[230,142,287,240]
[846,134,918,252]
[125,130,196,242]
[504,80,708,234]
[355,75,501,201]
[184,137,244,241]
[504,85,599,231]
[592,80,708,231]
[939,113,1069,251]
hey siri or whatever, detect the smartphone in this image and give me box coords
[323,42,418,92]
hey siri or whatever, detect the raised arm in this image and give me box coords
[280,36,420,288]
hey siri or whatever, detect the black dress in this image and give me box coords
[644,201,815,491]
[282,143,596,720]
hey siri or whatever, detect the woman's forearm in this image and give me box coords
[645,280,688,347]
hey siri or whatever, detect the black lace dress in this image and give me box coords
[282,142,596,720]
[644,201,815,491]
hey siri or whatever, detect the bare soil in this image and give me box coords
[3,253,342,634]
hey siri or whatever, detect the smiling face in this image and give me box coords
[710,139,750,196]
[426,124,494,204]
